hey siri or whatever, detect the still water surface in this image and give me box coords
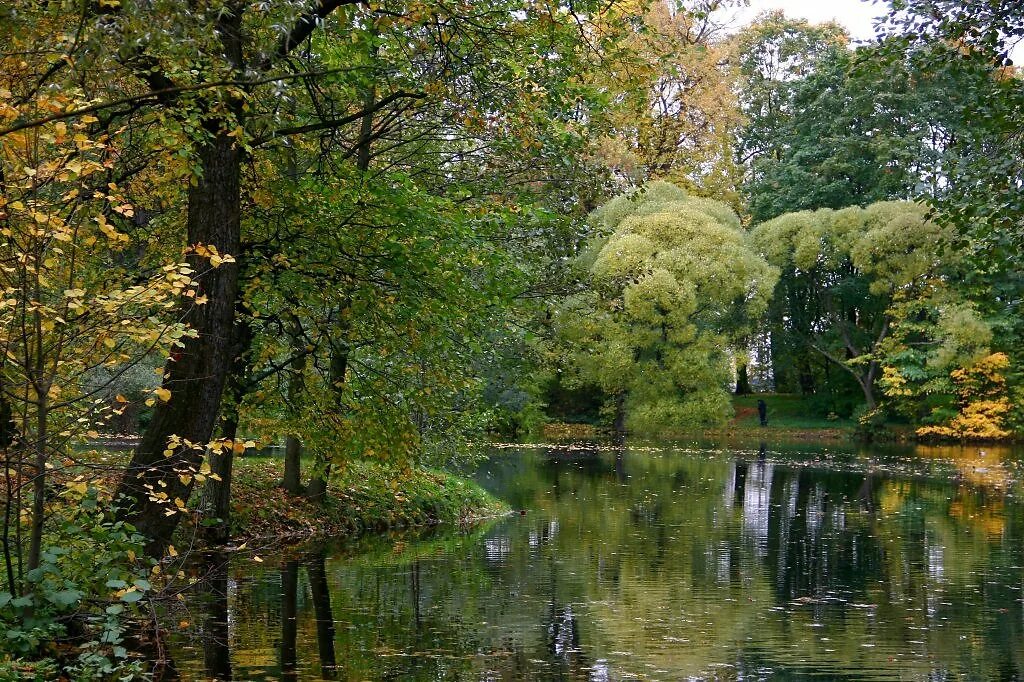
[169,441,1024,680]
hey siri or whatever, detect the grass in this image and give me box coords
[218,456,507,542]
[729,393,855,430]
[541,393,858,443]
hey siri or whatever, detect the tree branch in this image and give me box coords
[276,0,367,59]
[252,90,426,146]
[0,70,351,137]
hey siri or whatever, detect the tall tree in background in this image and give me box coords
[594,1,745,201]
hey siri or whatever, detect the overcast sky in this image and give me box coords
[728,0,887,43]
[727,0,1023,61]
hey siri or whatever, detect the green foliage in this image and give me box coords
[752,200,991,424]
[0,486,154,678]
[556,182,777,432]
[735,19,982,224]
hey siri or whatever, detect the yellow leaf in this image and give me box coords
[154,387,171,402]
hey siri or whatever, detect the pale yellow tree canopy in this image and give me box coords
[557,181,777,432]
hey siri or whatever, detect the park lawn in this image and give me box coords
[542,393,857,442]
[729,393,856,430]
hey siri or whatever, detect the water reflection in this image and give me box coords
[170,442,1024,680]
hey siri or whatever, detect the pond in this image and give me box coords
[167,441,1024,680]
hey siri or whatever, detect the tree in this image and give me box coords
[0,89,192,595]
[732,11,849,176]
[593,1,745,200]
[751,201,972,413]
[555,181,777,433]
[2,0,645,554]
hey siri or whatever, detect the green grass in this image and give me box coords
[730,393,855,431]
[223,457,507,541]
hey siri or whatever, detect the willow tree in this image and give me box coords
[555,182,777,433]
[751,201,980,414]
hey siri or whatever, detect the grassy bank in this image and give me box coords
[216,457,507,543]
[66,448,507,544]
[694,393,856,443]
[542,393,858,443]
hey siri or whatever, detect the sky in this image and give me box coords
[729,0,887,43]
[728,0,1024,61]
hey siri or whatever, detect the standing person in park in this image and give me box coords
[757,399,768,427]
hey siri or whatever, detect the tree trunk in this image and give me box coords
[797,352,816,395]
[613,392,627,435]
[198,410,238,545]
[116,126,242,555]
[735,362,752,395]
[282,316,305,494]
[860,361,879,412]
[26,401,46,573]
[282,435,303,494]
[199,313,253,545]
[307,344,347,501]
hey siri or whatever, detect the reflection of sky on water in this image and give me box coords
[742,461,773,557]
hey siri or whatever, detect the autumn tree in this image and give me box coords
[0,84,197,633]
[592,1,745,200]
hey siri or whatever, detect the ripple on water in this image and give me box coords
[167,442,1024,681]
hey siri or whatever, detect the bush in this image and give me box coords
[1,486,156,679]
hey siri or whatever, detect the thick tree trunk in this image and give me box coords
[860,363,879,412]
[115,127,242,556]
[199,313,253,545]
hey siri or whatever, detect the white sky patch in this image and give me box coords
[727,0,1024,62]
[729,0,884,42]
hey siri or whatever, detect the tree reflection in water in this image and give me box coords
[169,442,1024,680]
